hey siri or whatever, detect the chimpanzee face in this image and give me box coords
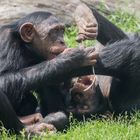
[40,24,66,60]
[19,15,67,60]
[66,75,103,118]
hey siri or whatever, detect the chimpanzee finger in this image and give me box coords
[86,23,97,27]
[34,113,43,123]
[84,47,95,54]
[90,59,97,65]
[76,34,86,42]
[88,52,99,60]
[85,32,98,38]
[84,27,98,33]
[85,59,97,66]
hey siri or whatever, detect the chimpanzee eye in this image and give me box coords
[48,29,59,41]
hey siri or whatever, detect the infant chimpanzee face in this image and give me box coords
[66,75,105,119]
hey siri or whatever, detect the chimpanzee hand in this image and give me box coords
[82,47,99,66]
[76,23,98,42]
[62,47,99,66]
[74,3,98,43]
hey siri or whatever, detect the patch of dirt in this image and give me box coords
[105,0,140,17]
[0,0,139,25]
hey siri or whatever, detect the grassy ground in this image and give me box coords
[1,10,140,140]
[64,10,140,48]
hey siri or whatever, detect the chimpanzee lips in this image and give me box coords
[49,46,66,59]
[51,52,61,56]
[50,51,63,59]
[50,46,66,56]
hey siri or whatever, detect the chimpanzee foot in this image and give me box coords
[20,113,56,135]
[74,3,98,42]
[25,123,56,136]
[19,113,43,125]
[40,112,68,131]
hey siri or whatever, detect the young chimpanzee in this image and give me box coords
[0,11,98,134]
[66,4,140,119]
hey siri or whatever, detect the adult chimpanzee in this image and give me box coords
[0,11,98,134]
[66,5,140,119]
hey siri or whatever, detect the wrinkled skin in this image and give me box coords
[74,3,98,42]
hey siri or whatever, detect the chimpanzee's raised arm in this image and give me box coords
[74,4,128,45]
[92,9,128,45]
[71,6,130,78]
[69,35,140,78]
[94,35,140,79]
[69,35,140,80]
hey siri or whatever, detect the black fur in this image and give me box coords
[0,11,92,133]
[95,34,140,113]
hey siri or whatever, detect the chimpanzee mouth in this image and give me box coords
[78,76,93,85]
[49,47,66,59]
[50,46,66,56]
[51,52,61,56]
[73,75,96,91]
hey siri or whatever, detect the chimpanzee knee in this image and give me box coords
[39,86,66,117]
[0,91,23,133]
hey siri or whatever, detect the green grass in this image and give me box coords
[108,10,140,33]
[64,26,95,48]
[64,10,140,48]
[1,10,140,140]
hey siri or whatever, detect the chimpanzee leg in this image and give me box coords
[16,93,38,116]
[94,35,140,78]
[0,91,24,133]
[38,85,66,117]
[92,9,128,45]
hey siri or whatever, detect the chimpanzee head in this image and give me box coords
[14,11,66,60]
[66,75,107,119]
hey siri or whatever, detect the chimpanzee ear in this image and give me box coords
[19,22,35,43]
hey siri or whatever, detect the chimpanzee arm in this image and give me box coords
[0,91,24,133]
[92,9,128,45]
[0,49,88,102]
[94,35,140,79]
[68,35,140,79]
[66,10,129,78]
